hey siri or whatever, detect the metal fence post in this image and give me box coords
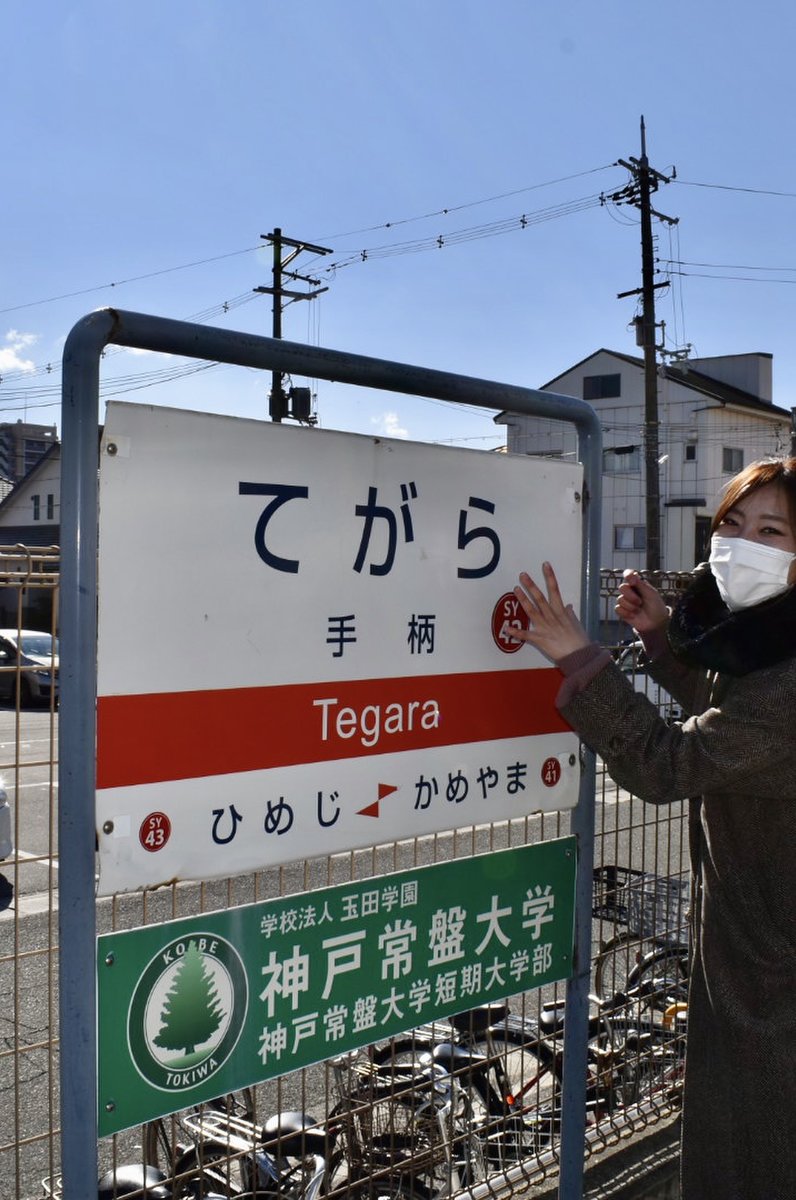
[557,415,603,1200]
[60,310,117,1200]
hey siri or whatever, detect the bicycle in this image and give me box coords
[45,1097,331,1200]
[592,865,690,1007]
[138,1063,449,1200]
[369,979,685,1171]
[327,1048,485,1198]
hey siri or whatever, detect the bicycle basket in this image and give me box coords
[626,872,689,941]
[593,866,689,942]
[330,1057,451,1177]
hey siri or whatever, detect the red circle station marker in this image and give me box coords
[541,757,561,787]
[139,811,172,853]
[491,592,530,654]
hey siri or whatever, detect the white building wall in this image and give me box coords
[503,352,790,572]
[0,449,61,535]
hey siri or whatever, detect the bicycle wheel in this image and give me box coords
[610,1032,686,1112]
[595,933,688,1004]
[594,932,652,999]
[467,1027,560,1163]
[629,944,689,1011]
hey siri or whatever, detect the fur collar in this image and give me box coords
[667,564,796,676]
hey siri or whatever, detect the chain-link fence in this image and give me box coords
[0,557,691,1200]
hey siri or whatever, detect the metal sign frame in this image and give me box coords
[60,308,602,1200]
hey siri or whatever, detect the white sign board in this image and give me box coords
[96,402,583,893]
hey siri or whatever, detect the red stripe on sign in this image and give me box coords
[96,668,568,790]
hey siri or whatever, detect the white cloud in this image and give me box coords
[372,411,409,439]
[0,330,37,373]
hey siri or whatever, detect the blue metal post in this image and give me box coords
[60,310,118,1200]
[556,414,603,1200]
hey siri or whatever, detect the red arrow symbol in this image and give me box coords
[358,783,399,818]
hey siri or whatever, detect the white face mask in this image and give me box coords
[709,535,796,611]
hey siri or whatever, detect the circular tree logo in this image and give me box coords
[128,933,248,1093]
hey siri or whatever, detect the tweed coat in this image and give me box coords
[560,646,796,1200]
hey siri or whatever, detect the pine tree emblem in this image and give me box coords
[153,940,226,1057]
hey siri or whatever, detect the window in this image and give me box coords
[603,445,641,474]
[614,525,646,551]
[583,373,621,401]
[722,447,743,474]
[46,493,54,520]
[684,442,697,462]
[32,494,40,521]
[695,516,712,564]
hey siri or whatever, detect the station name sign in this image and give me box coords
[96,403,584,892]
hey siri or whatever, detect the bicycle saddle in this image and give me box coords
[262,1111,327,1158]
[431,1041,489,1070]
[449,1002,509,1034]
[539,1003,566,1036]
[97,1165,170,1199]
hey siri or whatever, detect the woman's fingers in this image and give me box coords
[508,566,591,662]
[541,561,565,606]
[517,564,565,614]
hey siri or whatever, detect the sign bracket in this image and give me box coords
[60,308,602,1200]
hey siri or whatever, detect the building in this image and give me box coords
[497,350,793,572]
[0,421,58,484]
[0,442,61,547]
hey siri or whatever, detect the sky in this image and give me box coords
[6,0,796,449]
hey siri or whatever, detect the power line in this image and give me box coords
[675,179,796,199]
[319,192,607,274]
[0,248,261,318]
[659,257,796,273]
[3,168,795,324]
[311,164,618,240]
[0,292,264,410]
[0,180,620,416]
[667,269,796,285]
[0,167,622,320]
[0,292,259,385]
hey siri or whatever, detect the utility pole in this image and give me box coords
[255,228,332,422]
[612,118,677,572]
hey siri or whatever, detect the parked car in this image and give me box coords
[614,640,682,722]
[0,630,59,706]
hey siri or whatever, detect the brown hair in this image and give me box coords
[711,457,796,535]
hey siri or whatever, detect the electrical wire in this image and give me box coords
[319,193,606,274]
[659,257,796,273]
[0,182,621,411]
[310,164,618,241]
[668,269,796,285]
[0,291,264,413]
[674,179,796,199]
[0,249,261,319]
[0,166,625,321]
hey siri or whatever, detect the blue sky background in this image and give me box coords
[5,1,796,446]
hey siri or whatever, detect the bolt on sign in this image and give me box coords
[96,402,584,893]
[97,838,576,1136]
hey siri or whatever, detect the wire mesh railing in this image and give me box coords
[0,557,690,1199]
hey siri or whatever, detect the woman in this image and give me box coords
[510,458,796,1200]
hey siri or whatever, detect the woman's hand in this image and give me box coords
[615,570,669,633]
[508,563,591,665]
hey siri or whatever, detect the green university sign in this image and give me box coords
[97,838,576,1136]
